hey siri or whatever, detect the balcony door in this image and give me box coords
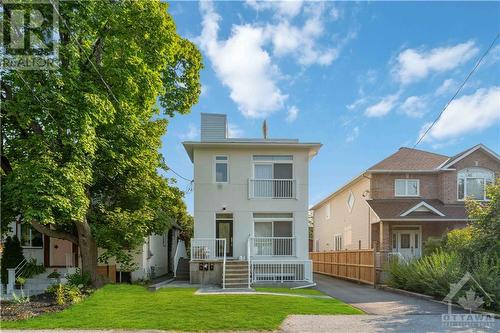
[253,163,293,198]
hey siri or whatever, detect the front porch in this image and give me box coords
[189,238,313,288]
[371,220,468,260]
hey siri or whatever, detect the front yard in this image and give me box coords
[1,284,362,331]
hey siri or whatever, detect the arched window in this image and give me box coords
[457,168,494,201]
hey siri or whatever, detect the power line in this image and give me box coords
[414,33,499,148]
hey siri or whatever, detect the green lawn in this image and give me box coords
[2,284,362,331]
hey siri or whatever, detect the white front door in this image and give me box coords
[392,229,421,260]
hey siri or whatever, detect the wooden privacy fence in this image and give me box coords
[309,250,375,285]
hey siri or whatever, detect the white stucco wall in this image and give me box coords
[130,233,169,281]
[193,146,312,260]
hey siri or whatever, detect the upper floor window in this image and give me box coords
[325,203,331,219]
[215,155,228,183]
[457,168,494,201]
[395,179,419,197]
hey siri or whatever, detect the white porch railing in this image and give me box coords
[190,238,227,260]
[248,179,296,199]
[250,237,296,256]
[250,260,313,283]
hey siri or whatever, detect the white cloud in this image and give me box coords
[198,1,287,118]
[265,6,339,66]
[246,0,304,18]
[346,126,359,143]
[393,41,479,84]
[400,95,427,118]
[330,6,341,21]
[179,123,198,140]
[346,97,367,111]
[286,105,299,122]
[200,84,209,97]
[364,94,399,117]
[418,86,500,142]
[228,123,244,138]
[435,78,457,96]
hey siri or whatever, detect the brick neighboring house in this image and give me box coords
[311,144,500,260]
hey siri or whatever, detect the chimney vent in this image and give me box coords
[201,113,227,141]
[262,120,268,139]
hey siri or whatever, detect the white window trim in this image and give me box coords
[17,224,44,249]
[214,155,229,183]
[334,234,343,251]
[347,191,355,212]
[457,168,494,201]
[395,179,420,197]
[252,159,294,180]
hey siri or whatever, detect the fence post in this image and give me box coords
[357,251,361,281]
[281,262,284,283]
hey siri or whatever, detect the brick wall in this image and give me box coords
[371,173,440,199]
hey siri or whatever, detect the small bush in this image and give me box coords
[423,236,443,256]
[46,283,83,305]
[1,236,25,285]
[47,270,62,279]
[21,258,46,279]
[66,268,91,287]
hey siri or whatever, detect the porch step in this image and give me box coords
[175,258,190,281]
[225,282,249,288]
[224,261,249,288]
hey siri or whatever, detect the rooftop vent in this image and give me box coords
[201,113,227,141]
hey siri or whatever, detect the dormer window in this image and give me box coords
[457,168,494,201]
[395,179,420,197]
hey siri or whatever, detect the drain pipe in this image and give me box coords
[291,283,317,290]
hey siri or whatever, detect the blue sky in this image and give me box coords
[161,1,500,213]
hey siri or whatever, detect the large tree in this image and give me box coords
[1,0,202,284]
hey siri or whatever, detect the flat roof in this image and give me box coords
[183,140,322,162]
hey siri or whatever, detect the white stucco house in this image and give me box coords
[183,113,321,288]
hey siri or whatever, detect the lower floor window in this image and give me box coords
[19,224,43,248]
[253,219,293,256]
[334,234,342,251]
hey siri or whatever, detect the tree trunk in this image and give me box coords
[75,217,99,286]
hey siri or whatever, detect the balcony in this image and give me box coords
[248,179,296,199]
[249,237,296,257]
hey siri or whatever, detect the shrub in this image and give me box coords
[1,236,25,285]
[443,227,474,255]
[66,268,91,287]
[423,236,443,256]
[21,258,46,279]
[47,270,62,279]
[46,283,83,305]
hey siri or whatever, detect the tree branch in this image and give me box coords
[31,220,79,245]
[1,155,13,174]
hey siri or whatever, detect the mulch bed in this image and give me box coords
[1,292,69,321]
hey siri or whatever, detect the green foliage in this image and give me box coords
[20,258,46,279]
[46,283,83,305]
[443,227,475,260]
[422,236,443,256]
[11,289,30,304]
[1,0,202,278]
[1,236,25,284]
[3,285,361,331]
[15,276,26,286]
[388,251,500,311]
[47,271,62,279]
[66,268,92,288]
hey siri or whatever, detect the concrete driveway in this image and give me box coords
[279,274,498,333]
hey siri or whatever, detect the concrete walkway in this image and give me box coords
[279,274,498,332]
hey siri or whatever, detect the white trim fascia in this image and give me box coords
[441,144,500,169]
[436,158,451,170]
[400,201,445,217]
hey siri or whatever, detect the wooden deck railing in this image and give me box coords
[309,249,375,285]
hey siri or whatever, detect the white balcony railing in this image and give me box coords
[250,237,296,257]
[191,238,227,260]
[251,260,313,283]
[248,179,296,199]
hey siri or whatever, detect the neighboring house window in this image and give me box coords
[334,234,343,251]
[457,168,494,201]
[395,179,420,197]
[18,224,43,248]
[325,203,331,220]
[347,192,355,211]
[215,155,228,183]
